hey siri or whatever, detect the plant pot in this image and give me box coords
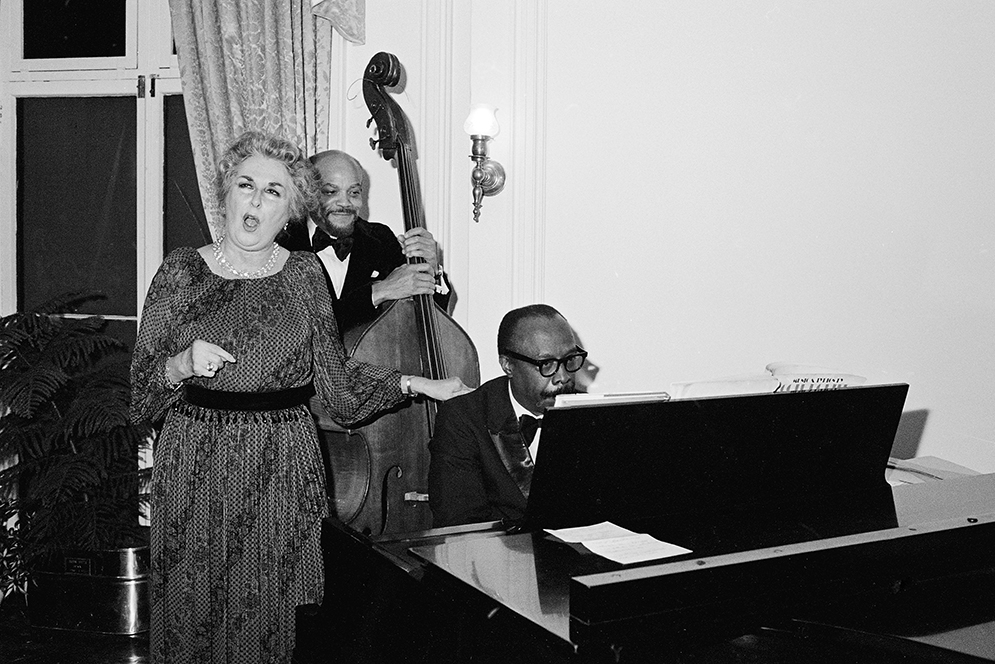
[27,545,149,635]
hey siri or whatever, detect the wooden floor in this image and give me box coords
[0,595,149,664]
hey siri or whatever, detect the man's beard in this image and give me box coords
[317,206,357,237]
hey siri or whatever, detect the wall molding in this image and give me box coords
[419,0,457,286]
[511,0,548,306]
[327,34,350,152]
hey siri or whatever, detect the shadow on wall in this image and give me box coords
[890,409,929,460]
[572,327,600,393]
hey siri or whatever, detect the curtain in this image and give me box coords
[168,0,365,237]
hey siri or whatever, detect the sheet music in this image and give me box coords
[546,521,692,565]
[545,521,637,542]
[583,534,693,565]
[553,391,672,408]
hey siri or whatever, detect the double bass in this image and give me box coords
[324,52,480,537]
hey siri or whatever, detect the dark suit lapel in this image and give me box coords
[485,379,534,500]
[342,220,381,296]
[280,222,312,252]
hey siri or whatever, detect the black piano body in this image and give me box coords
[297,385,995,662]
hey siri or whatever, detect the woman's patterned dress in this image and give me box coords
[130,248,403,663]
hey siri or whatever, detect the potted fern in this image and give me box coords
[0,292,152,633]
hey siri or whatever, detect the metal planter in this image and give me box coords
[28,546,149,635]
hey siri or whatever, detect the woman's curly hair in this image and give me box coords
[216,131,321,224]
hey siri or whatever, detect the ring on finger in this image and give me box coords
[206,361,216,372]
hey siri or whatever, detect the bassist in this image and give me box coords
[280,149,452,337]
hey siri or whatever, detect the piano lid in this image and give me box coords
[525,383,910,539]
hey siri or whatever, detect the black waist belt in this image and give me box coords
[183,383,315,411]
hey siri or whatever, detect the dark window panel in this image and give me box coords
[17,96,137,316]
[22,0,128,60]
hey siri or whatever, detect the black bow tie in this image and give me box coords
[312,229,353,260]
[519,414,541,445]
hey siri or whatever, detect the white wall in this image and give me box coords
[335,1,995,472]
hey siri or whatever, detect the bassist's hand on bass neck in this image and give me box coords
[397,227,440,274]
[371,262,438,305]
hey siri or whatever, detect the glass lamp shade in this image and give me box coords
[463,104,500,138]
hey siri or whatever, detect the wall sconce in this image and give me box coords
[464,104,506,223]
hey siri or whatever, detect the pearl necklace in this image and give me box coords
[212,237,281,279]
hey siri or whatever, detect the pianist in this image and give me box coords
[428,304,585,527]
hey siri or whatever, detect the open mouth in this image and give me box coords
[243,214,260,230]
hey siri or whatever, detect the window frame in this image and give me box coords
[7,0,140,74]
[0,0,181,319]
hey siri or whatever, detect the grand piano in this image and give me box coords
[296,385,995,663]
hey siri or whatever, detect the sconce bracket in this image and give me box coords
[471,159,506,197]
[469,134,505,222]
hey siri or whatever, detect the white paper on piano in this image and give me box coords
[545,521,692,565]
[553,391,672,408]
[583,534,693,565]
[545,521,638,542]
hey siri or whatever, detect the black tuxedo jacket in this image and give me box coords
[428,376,535,527]
[281,218,451,336]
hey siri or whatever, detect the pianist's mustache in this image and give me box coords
[542,385,577,399]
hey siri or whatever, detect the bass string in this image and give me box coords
[398,147,449,380]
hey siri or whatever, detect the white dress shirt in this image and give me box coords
[307,219,350,298]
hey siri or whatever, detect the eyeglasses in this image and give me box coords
[502,348,588,378]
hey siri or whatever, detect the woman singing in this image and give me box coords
[130,130,468,663]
